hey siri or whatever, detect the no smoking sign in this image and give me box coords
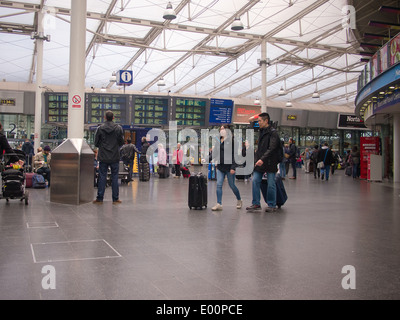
[72,95,82,108]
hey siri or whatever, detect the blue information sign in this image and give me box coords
[116,70,133,86]
[209,99,233,124]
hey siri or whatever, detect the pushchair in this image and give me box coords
[1,149,29,205]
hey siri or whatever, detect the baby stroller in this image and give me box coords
[1,149,29,205]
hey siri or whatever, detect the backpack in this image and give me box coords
[32,174,46,188]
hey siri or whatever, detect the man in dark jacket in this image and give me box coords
[93,110,124,204]
[288,137,297,179]
[21,139,34,172]
[120,139,140,182]
[317,142,334,181]
[246,113,280,212]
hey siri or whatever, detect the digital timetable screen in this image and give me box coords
[133,97,169,125]
[209,98,233,124]
[175,98,207,126]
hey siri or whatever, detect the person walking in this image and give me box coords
[311,145,320,179]
[288,138,297,179]
[350,145,360,179]
[172,143,184,178]
[120,138,140,182]
[93,110,124,204]
[210,125,242,211]
[301,147,311,173]
[317,142,334,181]
[246,113,281,212]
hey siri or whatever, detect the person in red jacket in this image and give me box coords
[172,143,184,178]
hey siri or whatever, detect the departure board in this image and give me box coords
[209,98,233,124]
[133,97,169,125]
[89,94,127,124]
[46,93,68,123]
[175,98,207,126]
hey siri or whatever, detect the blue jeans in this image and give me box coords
[216,169,241,205]
[97,161,119,202]
[279,162,286,178]
[321,165,330,180]
[352,164,359,178]
[252,171,276,207]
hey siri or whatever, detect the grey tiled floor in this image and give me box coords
[0,166,399,300]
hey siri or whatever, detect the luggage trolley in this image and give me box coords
[0,149,29,205]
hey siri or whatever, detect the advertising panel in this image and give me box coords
[233,105,260,124]
[389,33,400,66]
[360,137,380,180]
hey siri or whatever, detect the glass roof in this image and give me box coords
[0,0,366,108]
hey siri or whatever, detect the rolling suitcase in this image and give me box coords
[139,163,150,181]
[158,165,170,178]
[188,173,207,209]
[260,173,288,209]
[25,172,34,188]
[345,165,352,176]
[181,166,190,178]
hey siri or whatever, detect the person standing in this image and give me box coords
[311,145,320,179]
[172,143,184,178]
[0,121,19,164]
[93,110,124,204]
[210,125,242,211]
[301,147,311,173]
[246,113,281,212]
[120,138,140,182]
[21,139,34,172]
[350,145,360,179]
[317,142,334,181]
[288,138,297,179]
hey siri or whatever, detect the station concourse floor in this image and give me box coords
[0,166,399,300]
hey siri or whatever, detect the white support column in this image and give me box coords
[393,114,400,182]
[33,10,44,152]
[261,39,267,113]
[68,0,86,139]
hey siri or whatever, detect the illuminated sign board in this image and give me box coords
[1,99,16,106]
[287,115,297,121]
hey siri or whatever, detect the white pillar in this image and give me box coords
[261,39,267,113]
[68,0,86,139]
[393,114,400,182]
[34,10,44,152]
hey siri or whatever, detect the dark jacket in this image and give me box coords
[317,147,334,166]
[288,142,297,160]
[120,143,141,161]
[210,138,238,173]
[254,126,280,173]
[22,141,34,156]
[94,121,124,164]
[0,133,18,163]
[350,150,360,165]
[140,140,150,163]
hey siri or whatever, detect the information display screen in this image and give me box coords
[208,99,233,124]
[46,93,68,122]
[133,97,168,125]
[175,98,207,126]
[89,94,127,124]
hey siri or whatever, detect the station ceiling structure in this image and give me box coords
[0,0,395,109]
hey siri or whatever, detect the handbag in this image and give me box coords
[284,153,290,159]
[317,149,329,169]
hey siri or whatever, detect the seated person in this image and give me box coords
[33,145,51,187]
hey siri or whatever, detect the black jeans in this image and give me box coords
[37,167,51,186]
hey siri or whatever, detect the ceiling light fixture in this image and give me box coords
[231,16,244,31]
[110,72,116,82]
[163,2,176,20]
[254,97,260,105]
[286,101,292,107]
[100,87,106,93]
[157,77,166,86]
[278,86,286,96]
[312,83,320,98]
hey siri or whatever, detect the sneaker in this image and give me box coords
[212,203,223,211]
[113,200,122,204]
[246,204,261,211]
[92,199,103,204]
[236,200,242,209]
[265,206,277,212]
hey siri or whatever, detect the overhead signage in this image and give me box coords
[209,99,233,124]
[233,105,261,123]
[1,99,15,106]
[337,114,368,130]
[287,115,297,121]
[117,70,133,86]
[71,94,82,108]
